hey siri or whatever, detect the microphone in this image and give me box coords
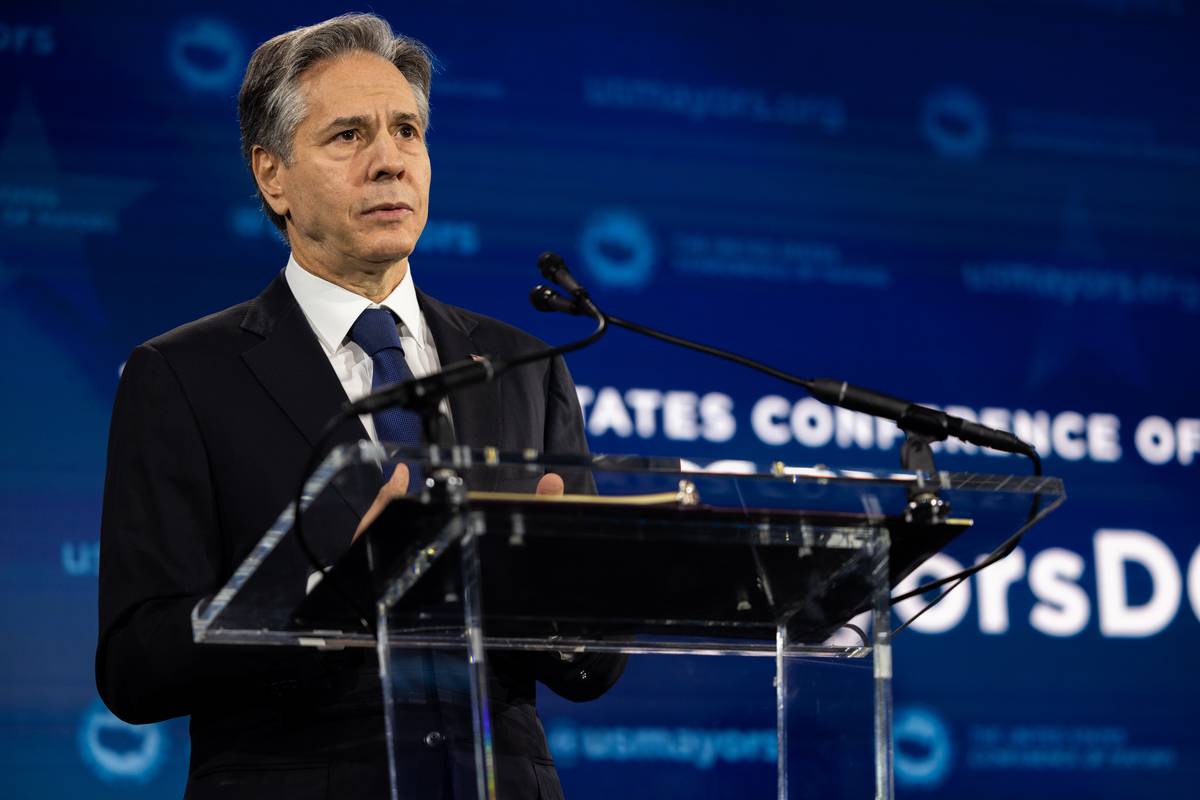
[530,285,582,316]
[538,252,600,318]
[345,358,492,416]
[538,251,584,295]
[528,259,1035,460]
[805,380,1035,458]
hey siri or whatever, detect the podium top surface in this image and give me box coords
[192,443,1064,651]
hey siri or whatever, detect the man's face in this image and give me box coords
[271,51,431,272]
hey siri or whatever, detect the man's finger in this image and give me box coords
[536,471,565,496]
[352,463,410,542]
[384,462,410,495]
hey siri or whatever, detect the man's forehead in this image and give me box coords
[299,52,418,120]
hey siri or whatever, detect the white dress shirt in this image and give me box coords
[284,253,452,442]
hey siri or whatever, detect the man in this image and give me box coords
[97,13,622,799]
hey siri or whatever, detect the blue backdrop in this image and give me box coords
[2,1,1198,796]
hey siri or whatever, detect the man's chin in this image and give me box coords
[356,239,417,267]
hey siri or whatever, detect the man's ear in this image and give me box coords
[251,145,289,218]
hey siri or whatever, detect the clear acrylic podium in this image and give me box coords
[192,443,1064,799]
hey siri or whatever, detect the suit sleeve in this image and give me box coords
[97,344,323,724]
[535,353,627,700]
[543,354,598,495]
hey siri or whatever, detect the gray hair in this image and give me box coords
[237,13,434,233]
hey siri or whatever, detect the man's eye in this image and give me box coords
[398,124,417,139]
[335,130,356,142]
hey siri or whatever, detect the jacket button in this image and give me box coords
[423,731,445,748]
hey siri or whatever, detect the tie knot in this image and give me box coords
[349,308,403,357]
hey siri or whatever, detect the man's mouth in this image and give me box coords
[363,202,414,219]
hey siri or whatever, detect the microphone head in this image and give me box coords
[530,284,578,314]
[538,251,567,281]
[530,284,556,312]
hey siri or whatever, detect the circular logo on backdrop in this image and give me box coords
[78,700,168,784]
[168,18,244,92]
[578,210,656,290]
[894,705,953,789]
[921,86,990,159]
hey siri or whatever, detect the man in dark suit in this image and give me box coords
[97,13,622,799]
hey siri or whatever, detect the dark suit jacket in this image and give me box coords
[97,272,624,799]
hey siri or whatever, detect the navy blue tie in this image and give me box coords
[348,308,424,487]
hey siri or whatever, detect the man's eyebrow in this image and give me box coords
[391,112,421,124]
[320,112,421,133]
[322,114,370,133]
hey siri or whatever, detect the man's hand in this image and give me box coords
[351,466,567,543]
[352,463,409,543]
[535,472,565,497]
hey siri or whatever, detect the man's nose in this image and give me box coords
[368,131,407,181]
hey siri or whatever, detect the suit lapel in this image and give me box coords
[419,290,503,456]
[240,273,373,517]
[237,276,505,501]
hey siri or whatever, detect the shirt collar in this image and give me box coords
[284,253,428,355]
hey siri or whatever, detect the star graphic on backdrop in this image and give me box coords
[0,88,152,389]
